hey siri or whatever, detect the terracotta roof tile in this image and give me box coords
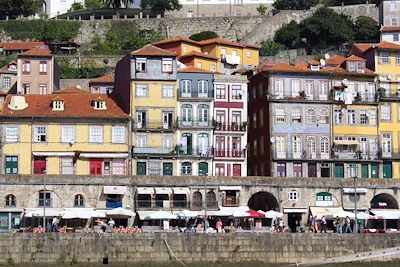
[179,51,218,60]
[309,59,320,65]
[353,43,374,54]
[89,75,114,84]
[1,93,127,118]
[0,42,45,51]
[53,87,88,94]
[325,55,346,66]
[198,38,259,49]
[295,62,309,70]
[130,44,176,57]
[375,41,400,50]
[381,26,400,32]
[345,55,366,61]
[178,66,213,73]
[0,89,8,96]
[19,46,52,57]
[152,36,200,46]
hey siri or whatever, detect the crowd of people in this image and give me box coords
[309,215,361,233]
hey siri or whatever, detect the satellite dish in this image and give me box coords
[325,53,330,59]
[388,75,392,80]
[270,137,276,143]
[320,59,326,66]
[342,79,349,85]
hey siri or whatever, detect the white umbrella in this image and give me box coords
[106,207,135,217]
[356,212,373,220]
[332,210,355,218]
[148,210,177,220]
[264,210,283,219]
[63,209,106,219]
[232,210,251,218]
[174,210,198,218]
[24,208,64,218]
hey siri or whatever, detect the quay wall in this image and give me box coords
[1,233,400,265]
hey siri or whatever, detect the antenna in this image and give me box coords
[320,59,326,67]
[270,137,275,143]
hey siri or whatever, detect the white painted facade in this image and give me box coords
[179,0,273,4]
[44,0,84,18]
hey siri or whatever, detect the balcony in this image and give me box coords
[132,120,176,131]
[214,122,247,132]
[222,196,239,207]
[273,149,330,160]
[177,146,213,158]
[214,149,246,158]
[177,118,213,128]
[132,147,175,156]
[333,150,379,160]
[178,89,214,99]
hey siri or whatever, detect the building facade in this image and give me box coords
[378,0,400,44]
[0,61,17,94]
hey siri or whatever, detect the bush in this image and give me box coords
[189,31,219,42]
[260,40,284,56]
[273,0,319,10]
[57,58,107,79]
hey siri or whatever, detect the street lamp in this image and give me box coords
[43,169,47,230]
[352,174,358,234]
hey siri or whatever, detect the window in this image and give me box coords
[22,83,30,94]
[136,134,147,147]
[334,109,342,124]
[197,62,202,69]
[215,164,225,176]
[380,104,391,121]
[307,137,316,155]
[232,111,241,126]
[277,162,286,177]
[210,64,215,72]
[181,162,192,175]
[397,53,400,65]
[347,110,355,124]
[198,80,209,97]
[379,52,390,64]
[136,58,146,72]
[360,110,367,125]
[52,100,64,110]
[275,108,285,123]
[5,156,18,174]
[5,194,16,206]
[221,48,227,55]
[162,58,173,73]
[5,126,18,142]
[181,80,191,96]
[93,100,106,110]
[276,136,285,156]
[292,108,301,123]
[39,84,47,94]
[288,190,298,201]
[192,191,202,207]
[316,192,332,202]
[112,160,125,175]
[162,135,173,149]
[61,157,74,174]
[274,79,283,98]
[305,80,313,99]
[39,61,47,74]
[320,81,328,99]
[348,164,358,178]
[395,34,400,42]
[247,51,251,58]
[2,77,10,89]
[382,133,392,154]
[22,61,30,74]
[319,109,329,124]
[34,126,47,142]
[292,136,302,154]
[74,194,84,207]
[182,104,193,125]
[38,190,51,207]
[291,80,300,97]
[61,125,75,143]
[390,1,397,10]
[112,126,125,144]
[89,126,103,143]
[306,109,316,124]
[391,17,398,26]
[148,161,161,175]
[321,137,329,154]
[198,104,209,124]
[160,84,174,98]
[231,85,242,99]
[136,84,148,97]
[216,84,226,99]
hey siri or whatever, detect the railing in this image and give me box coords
[177,146,213,157]
[214,122,247,132]
[136,200,189,209]
[214,149,246,158]
[273,149,330,160]
[333,151,379,160]
[177,118,214,128]
[132,147,175,155]
[132,121,176,131]
[177,89,214,99]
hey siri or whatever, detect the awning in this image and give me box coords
[80,153,129,158]
[0,208,23,213]
[343,188,368,194]
[214,206,249,216]
[370,209,400,219]
[219,186,242,191]
[24,208,64,218]
[173,187,190,194]
[103,186,127,195]
[137,210,176,220]
[309,206,343,219]
[62,208,106,219]
[32,152,75,157]
[334,140,359,146]
[106,207,135,217]
[173,210,199,218]
[283,208,308,214]
[154,187,173,195]
[137,187,154,195]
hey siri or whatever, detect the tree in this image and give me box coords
[0,0,42,18]
[104,0,134,9]
[69,2,83,11]
[274,21,302,49]
[273,0,319,10]
[260,40,284,56]
[256,4,268,15]
[85,0,106,9]
[323,0,377,6]
[189,31,219,41]
[141,0,182,16]
[354,16,379,43]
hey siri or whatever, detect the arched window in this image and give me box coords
[198,80,209,97]
[198,104,209,125]
[198,133,209,156]
[74,194,85,207]
[193,191,202,208]
[181,162,192,175]
[38,190,51,207]
[5,194,16,206]
[321,137,329,154]
[320,109,329,124]
[316,192,333,206]
[307,137,316,156]
[181,80,191,96]
[181,104,193,125]
[307,109,316,124]
[206,191,217,208]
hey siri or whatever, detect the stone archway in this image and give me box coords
[247,191,279,212]
[370,193,398,209]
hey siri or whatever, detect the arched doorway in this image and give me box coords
[247,191,279,212]
[370,193,398,209]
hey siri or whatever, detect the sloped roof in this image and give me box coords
[0,41,45,51]
[53,87,88,94]
[198,38,259,49]
[130,44,177,57]
[19,46,52,57]
[309,59,320,65]
[178,65,213,73]
[152,36,200,46]
[89,75,114,84]
[1,93,128,118]
[381,26,400,32]
[179,51,218,60]
[353,43,374,54]
[375,41,400,50]
[345,55,366,61]
[0,61,17,73]
[325,55,346,66]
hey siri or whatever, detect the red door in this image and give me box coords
[90,159,102,176]
[33,157,46,174]
[233,164,241,176]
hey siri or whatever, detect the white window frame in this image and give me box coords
[89,125,103,143]
[379,52,390,64]
[162,58,173,73]
[33,126,47,142]
[5,125,18,143]
[306,109,316,124]
[288,190,299,201]
[112,159,125,175]
[60,157,74,174]
[292,108,301,123]
[112,126,125,144]
[61,125,75,143]
[136,134,147,147]
[347,110,356,124]
[136,84,148,97]
[162,84,174,98]
[39,61,47,74]
[275,108,285,123]
[136,58,147,72]
[380,104,391,121]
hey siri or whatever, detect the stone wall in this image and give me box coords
[59,79,90,91]
[0,233,400,265]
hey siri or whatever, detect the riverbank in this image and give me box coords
[1,233,400,265]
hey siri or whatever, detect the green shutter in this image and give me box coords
[371,164,379,178]
[137,162,146,175]
[5,156,18,174]
[361,164,369,179]
[334,164,344,178]
[162,163,173,176]
[383,162,392,179]
[198,162,208,176]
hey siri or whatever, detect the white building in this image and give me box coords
[378,0,400,44]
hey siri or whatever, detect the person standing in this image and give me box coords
[216,218,223,233]
[108,218,115,228]
[320,216,327,233]
[334,216,341,233]
[344,216,352,233]
[51,216,59,232]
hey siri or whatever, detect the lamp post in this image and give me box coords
[43,169,47,230]
[353,174,358,234]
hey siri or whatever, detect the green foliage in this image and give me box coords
[58,59,107,79]
[90,20,163,55]
[273,0,319,10]
[70,2,83,11]
[0,56,15,68]
[0,0,42,18]
[323,0,377,6]
[189,31,219,42]
[0,20,82,43]
[256,4,268,15]
[354,16,380,43]
[260,40,284,56]
[105,0,134,9]
[85,0,106,9]
[141,0,182,16]
[274,21,302,49]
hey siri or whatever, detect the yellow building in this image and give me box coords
[0,88,129,176]
[179,51,218,72]
[353,41,400,178]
